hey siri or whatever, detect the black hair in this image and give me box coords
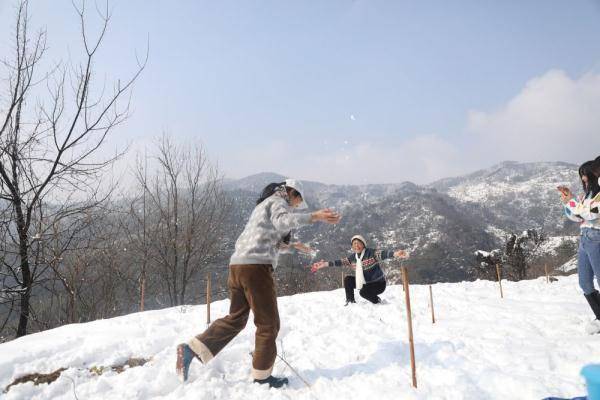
[593,156,600,176]
[257,182,303,205]
[579,161,600,197]
[256,182,286,205]
[288,188,302,199]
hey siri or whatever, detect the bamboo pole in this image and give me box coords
[544,264,549,284]
[496,264,504,299]
[140,275,145,312]
[206,272,212,325]
[429,285,435,324]
[401,266,405,292]
[402,265,417,388]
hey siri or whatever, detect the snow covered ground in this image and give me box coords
[1,274,598,400]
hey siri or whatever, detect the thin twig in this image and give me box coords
[276,353,311,389]
[278,339,289,375]
[63,375,79,400]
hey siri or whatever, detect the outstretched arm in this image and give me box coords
[291,242,315,254]
[310,255,353,272]
[374,249,410,261]
[270,199,341,233]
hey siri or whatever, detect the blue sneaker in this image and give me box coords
[254,375,289,388]
[176,343,197,382]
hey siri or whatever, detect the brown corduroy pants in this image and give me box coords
[188,264,280,380]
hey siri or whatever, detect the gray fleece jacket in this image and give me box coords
[229,192,312,266]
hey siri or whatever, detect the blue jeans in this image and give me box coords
[578,228,600,295]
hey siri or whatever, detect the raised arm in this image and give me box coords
[270,198,312,232]
[270,198,341,233]
[574,194,600,221]
[564,198,592,222]
[291,242,315,255]
[559,187,596,223]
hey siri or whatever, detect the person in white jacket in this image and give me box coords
[560,160,600,333]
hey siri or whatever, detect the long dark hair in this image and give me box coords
[256,182,286,205]
[579,161,600,197]
[593,156,600,177]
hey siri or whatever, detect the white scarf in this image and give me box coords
[355,250,366,290]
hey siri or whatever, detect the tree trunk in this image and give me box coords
[16,285,31,337]
[16,228,31,337]
[69,289,76,323]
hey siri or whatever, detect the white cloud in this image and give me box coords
[212,69,600,185]
[303,135,466,184]
[221,140,294,178]
[225,135,465,185]
[467,69,600,164]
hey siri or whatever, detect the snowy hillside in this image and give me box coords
[431,161,579,234]
[1,275,598,400]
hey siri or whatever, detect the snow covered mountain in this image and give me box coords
[431,161,580,235]
[1,275,597,400]
[223,161,581,283]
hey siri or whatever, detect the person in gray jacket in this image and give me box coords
[176,179,340,388]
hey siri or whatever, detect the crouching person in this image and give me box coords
[176,179,340,387]
[310,235,408,305]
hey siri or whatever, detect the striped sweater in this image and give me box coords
[328,248,396,283]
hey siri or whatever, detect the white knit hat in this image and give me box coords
[351,235,367,247]
[285,179,308,209]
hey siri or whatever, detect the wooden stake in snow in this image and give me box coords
[402,264,417,388]
[429,285,435,324]
[401,266,405,292]
[496,264,504,299]
[545,264,550,284]
[206,272,212,325]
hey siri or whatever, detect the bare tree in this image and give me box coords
[0,0,146,337]
[128,135,230,307]
[504,229,545,280]
[121,151,151,311]
[42,206,123,323]
[474,229,545,281]
[474,249,503,281]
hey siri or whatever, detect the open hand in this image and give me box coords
[310,208,341,224]
[293,242,314,254]
[310,260,328,273]
[394,250,409,259]
[557,186,573,204]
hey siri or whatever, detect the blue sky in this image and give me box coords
[1,1,599,184]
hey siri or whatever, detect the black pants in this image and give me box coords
[344,276,386,304]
